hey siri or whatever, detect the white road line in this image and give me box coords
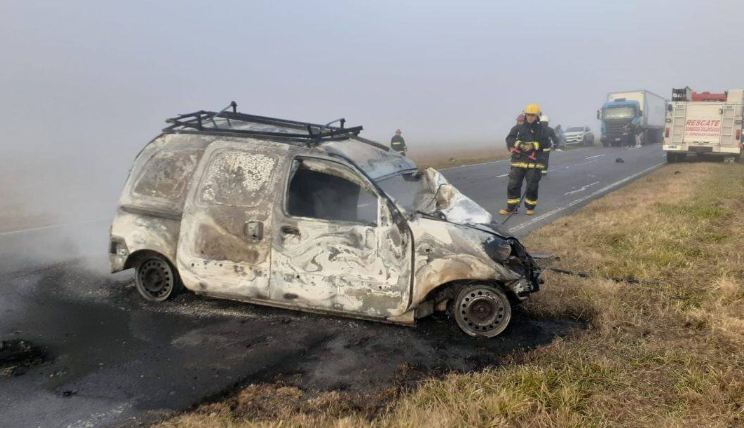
[585,154,606,160]
[496,173,509,178]
[564,181,600,196]
[509,162,665,233]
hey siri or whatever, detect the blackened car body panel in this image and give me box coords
[109,107,541,337]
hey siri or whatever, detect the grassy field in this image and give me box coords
[160,162,744,428]
[409,147,510,170]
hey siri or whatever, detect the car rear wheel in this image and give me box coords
[453,284,512,338]
[134,255,182,302]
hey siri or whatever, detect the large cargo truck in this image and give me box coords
[597,90,667,147]
[663,88,744,163]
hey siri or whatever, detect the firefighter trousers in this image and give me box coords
[540,151,551,175]
[506,166,542,210]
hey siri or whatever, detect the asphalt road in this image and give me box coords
[0,144,666,427]
[441,144,666,237]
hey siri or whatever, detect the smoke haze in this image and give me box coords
[1,0,743,268]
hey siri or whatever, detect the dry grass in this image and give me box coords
[160,163,744,428]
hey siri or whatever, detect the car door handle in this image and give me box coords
[280,225,300,236]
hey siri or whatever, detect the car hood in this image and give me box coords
[564,131,585,136]
[413,168,513,238]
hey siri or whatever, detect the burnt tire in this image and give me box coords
[453,284,512,338]
[134,255,182,302]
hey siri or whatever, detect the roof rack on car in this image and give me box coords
[163,101,364,145]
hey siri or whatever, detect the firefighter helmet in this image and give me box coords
[540,115,549,124]
[524,104,541,115]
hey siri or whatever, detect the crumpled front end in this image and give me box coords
[501,236,541,298]
[418,168,493,225]
[409,218,541,308]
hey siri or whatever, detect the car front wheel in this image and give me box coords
[453,284,512,338]
[134,255,182,302]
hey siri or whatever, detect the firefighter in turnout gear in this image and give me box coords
[539,115,561,177]
[390,129,407,155]
[499,104,549,216]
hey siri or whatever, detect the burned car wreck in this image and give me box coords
[110,103,541,337]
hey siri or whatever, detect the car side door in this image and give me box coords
[177,140,291,299]
[270,156,412,319]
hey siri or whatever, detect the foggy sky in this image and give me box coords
[2,0,744,232]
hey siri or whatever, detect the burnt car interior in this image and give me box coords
[287,160,378,225]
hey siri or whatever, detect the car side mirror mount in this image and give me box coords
[638,110,643,117]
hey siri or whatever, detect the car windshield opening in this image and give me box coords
[375,171,435,214]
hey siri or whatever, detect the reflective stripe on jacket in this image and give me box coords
[506,121,549,169]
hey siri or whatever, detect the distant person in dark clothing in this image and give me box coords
[390,129,407,155]
[539,115,561,177]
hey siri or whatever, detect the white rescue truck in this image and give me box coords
[664,88,744,163]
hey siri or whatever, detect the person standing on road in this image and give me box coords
[634,124,643,147]
[539,115,561,178]
[554,124,565,149]
[500,104,548,216]
[390,129,407,155]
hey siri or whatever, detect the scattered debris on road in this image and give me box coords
[0,339,47,376]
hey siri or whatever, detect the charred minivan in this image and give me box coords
[110,104,541,337]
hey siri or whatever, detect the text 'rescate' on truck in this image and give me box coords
[663,87,744,163]
[597,90,667,147]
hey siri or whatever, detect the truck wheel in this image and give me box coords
[453,284,511,338]
[667,152,677,163]
[134,255,182,302]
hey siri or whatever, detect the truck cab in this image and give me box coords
[598,90,667,147]
[598,100,642,147]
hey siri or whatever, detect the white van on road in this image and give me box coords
[109,105,543,338]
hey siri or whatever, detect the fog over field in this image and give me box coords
[1,0,743,263]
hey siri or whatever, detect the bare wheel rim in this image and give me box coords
[455,285,510,337]
[137,259,174,300]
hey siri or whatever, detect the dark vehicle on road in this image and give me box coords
[109,103,542,337]
[598,90,666,147]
